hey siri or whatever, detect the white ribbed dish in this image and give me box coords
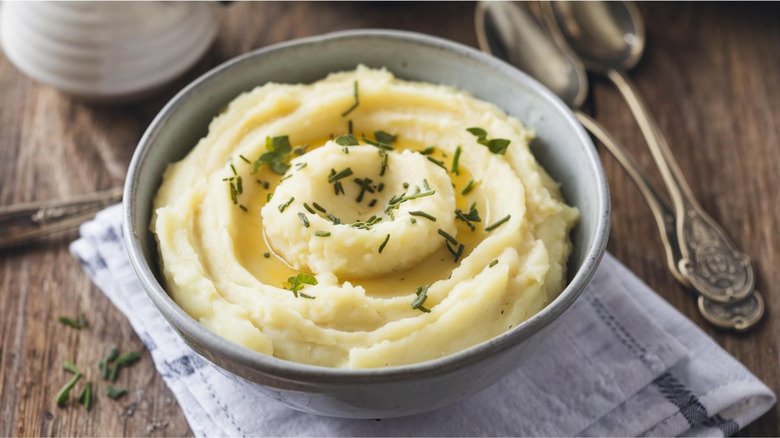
[0,1,217,101]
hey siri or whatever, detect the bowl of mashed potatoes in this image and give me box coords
[125,30,609,418]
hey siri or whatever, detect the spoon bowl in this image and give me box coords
[475,1,587,108]
[544,1,645,72]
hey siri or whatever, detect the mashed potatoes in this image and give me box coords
[152,66,578,368]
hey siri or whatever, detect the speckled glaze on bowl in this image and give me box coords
[124,29,610,419]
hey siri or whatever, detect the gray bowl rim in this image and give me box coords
[124,29,610,384]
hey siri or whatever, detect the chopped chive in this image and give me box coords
[298,212,310,228]
[293,144,310,155]
[315,231,331,237]
[62,360,80,375]
[106,385,126,400]
[229,182,238,204]
[374,131,397,144]
[230,163,237,176]
[239,204,248,212]
[267,192,274,202]
[236,176,243,195]
[378,234,391,253]
[299,293,316,299]
[377,183,385,192]
[335,134,359,146]
[58,313,88,329]
[55,373,82,407]
[485,214,511,231]
[353,177,375,203]
[420,146,435,155]
[303,203,316,214]
[412,285,431,313]
[461,179,475,195]
[454,243,464,262]
[379,149,388,176]
[295,162,308,170]
[326,212,342,224]
[426,156,447,170]
[489,259,499,268]
[328,167,354,183]
[451,146,462,175]
[341,80,359,117]
[78,382,93,411]
[278,196,294,213]
[399,190,435,202]
[312,202,327,213]
[423,179,431,191]
[348,120,353,134]
[361,134,394,150]
[409,211,436,222]
[410,217,417,224]
[402,182,409,189]
[437,229,458,246]
[263,252,270,258]
[368,199,377,207]
[239,154,251,164]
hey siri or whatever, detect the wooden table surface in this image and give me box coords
[1,2,778,436]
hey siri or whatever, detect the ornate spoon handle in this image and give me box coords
[0,187,122,249]
[607,69,754,302]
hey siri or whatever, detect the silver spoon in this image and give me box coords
[0,188,122,249]
[542,1,755,305]
[475,1,764,331]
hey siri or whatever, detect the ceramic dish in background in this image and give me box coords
[0,1,217,102]
[124,29,610,418]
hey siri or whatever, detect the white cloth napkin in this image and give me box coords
[70,204,775,437]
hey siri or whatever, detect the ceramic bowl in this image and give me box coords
[124,30,610,418]
[0,2,216,101]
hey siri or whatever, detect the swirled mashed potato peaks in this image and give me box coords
[152,66,579,368]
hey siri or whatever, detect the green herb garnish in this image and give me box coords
[455,203,481,231]
[263,252,271,258]
[353,177,375,203]
[328,168,354,183]
[409,211,436,222]
[485,214,511,232]
[378,234,391,254]
[295,162,308,170]
[335,134,359,146]
[327,212,342,224]
[489,259,499,268]
[461,179,476,195]
[467,127,511,155]
[314,231,331,237]
[278,196,294,213]
[312,202,327,213]
[368,199,377,207]
[412,285,431,313]
[451,146,462,175]
[55,373,82,407]
[426,156,447,170]
[253,135,293,175]
[107,351,142,382]
[378,149,388,176]
[287,273,318,298]
[106,386,127,400]
[419,146,435,155]
[58,313,88,330]
[361,135,394,151]
[62,360,81,375]
[437,229,458,246]
[239,204,248,212]
[78,382,93,411]
[298,212,310,228]
[341,80,359,117]
[374,131,397,144]
[239,154,251,164]
[303,203,316,214]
